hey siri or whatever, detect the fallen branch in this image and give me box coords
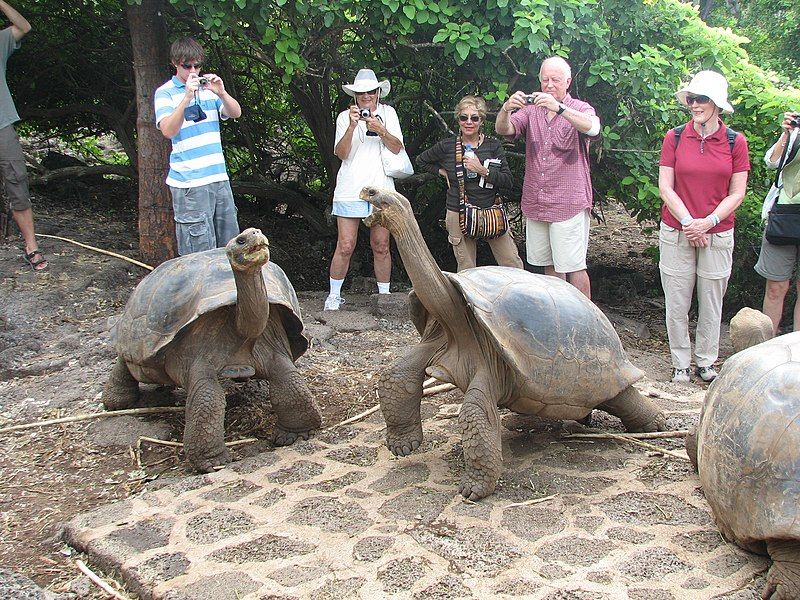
[137,436,257,448]
[423,383,457,397]
[562,432,690,462]
[506,493,557,509]
[0,407,185,434]
[37,234,154,271]
[326,404,382,430]
[75,559,129,600]
[563,430,688,440]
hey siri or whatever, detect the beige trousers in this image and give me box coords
[445,209,523,272]
[658,222,734,369]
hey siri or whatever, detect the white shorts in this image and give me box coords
[526,210,590,273]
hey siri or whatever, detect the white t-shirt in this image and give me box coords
[332,104,403,207]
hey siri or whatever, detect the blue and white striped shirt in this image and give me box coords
[154,76,230,188]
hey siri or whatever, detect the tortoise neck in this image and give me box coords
[232,265,270,338]
[390,214,464,320]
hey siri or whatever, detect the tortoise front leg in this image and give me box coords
[598,385,666,432]
[102,358,140,410]
[764,541,800,600]
[265,353,322,446]
[183,361,231,472]
[458,370,502,501]
[377,340,439,457]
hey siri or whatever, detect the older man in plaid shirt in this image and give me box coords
[496,56,601,299]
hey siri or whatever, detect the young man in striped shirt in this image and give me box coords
[155,38,242,255]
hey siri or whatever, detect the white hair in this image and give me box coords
[540,56,571,80]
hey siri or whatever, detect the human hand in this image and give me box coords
[683,217,713,238]
[782,111,800,133]
[185,73,202,97]
[365,116,386,137]
[684,227,709,247]
[503,91,528,112]
[437,167,451,189]
[463,154,483,173]
[531,91,560,112]
[348,105,360,126]
[201,73,225,96]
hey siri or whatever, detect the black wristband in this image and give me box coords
[556,104,566,115]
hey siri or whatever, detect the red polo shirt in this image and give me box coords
[659,119,750,233]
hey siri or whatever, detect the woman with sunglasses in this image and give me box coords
[658,71,750,384]
[417,95,523,271]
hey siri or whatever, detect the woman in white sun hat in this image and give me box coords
[324,68,407,311]
[658,70,750,384]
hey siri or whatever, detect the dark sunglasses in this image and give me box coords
[355,89,379,96]
[180,63,202,70]
[686,94,711,105]
[458,114,481,123]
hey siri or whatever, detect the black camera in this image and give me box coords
[358,107,372,119]
[790,113,800,128]
[183,104,207,123]
[197,77,208,86]
[524,94,536,105]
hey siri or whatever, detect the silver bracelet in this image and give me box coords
[679,215,693,226]
[707,213,720,226]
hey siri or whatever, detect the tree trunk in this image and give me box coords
[127,0,176,265]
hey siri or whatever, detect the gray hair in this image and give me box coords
[539,56,571,80]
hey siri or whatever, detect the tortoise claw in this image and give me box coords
[188,447,232,473]
[459,476,495,501]
[386,423,423,457]
[273,427,313,447]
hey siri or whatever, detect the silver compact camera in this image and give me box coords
[358,107,372,119]
[524,94,536,105]
[197,77,208,86]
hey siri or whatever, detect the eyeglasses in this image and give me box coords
[355,89,379,96]
[686,94,711,105]
[458,114,481,123]
[180,63,202,70]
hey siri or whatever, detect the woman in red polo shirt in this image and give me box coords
[658,71,750,384]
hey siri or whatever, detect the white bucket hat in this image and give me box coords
[675,70,734,114]
[342,68,391,98]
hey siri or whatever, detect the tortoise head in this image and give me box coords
[225,228,270,272]
[361,186,412,231]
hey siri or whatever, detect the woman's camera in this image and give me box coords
[358,107,372,119]
[790,113,800,128]
[183,104,207,123]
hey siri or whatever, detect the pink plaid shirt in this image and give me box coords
[509,94,598,222]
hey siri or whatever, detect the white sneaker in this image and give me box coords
[671,368,691,384]
[324,295,344,311]
[696,366,718,382]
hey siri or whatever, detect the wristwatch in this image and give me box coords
[556,104,566,115]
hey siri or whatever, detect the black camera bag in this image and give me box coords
[766,202,800,246]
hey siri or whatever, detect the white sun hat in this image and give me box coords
[342,69,391,98]
[675,70,734,114]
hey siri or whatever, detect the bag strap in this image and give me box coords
[673,123,737,153]
[772,131,794,189]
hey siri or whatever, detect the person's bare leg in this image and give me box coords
[329,217,360,280]
[370,223,391,284]
[544,266,566,280]
[794,280,800,332]
[762,279,790,335]
[568,269,592,300]
[13,208,47,270]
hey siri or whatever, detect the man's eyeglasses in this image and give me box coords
[356,89,379,96]
[458,114,481,123]
[180,63,202,70]
[686,94,711,105]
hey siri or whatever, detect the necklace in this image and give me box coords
[462,132,484,147]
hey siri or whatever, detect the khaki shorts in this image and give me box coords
[0,125,31,212]
[525,210,589,273]
[754,231,799,281]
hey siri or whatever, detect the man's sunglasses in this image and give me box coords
[458,114,481,123]
[686,94,711,105]
[180,63,203,70]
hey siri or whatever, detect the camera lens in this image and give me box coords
[359,108,371,119]
[791,115,800,128]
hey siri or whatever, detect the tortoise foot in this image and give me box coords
[458,471,496,501]
[633,412,667,433]
[272,427,313,447]
[188,446,232,473]
[386,422,423,456]
[764,542,800,600]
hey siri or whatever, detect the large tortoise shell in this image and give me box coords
[113,248,306,365]
[697,331,800,552]
[409,266,643,407]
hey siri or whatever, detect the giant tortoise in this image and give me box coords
[361,187,666,500]
[103,228,321,472]
[690,329,800,600]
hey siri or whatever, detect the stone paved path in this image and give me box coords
[64,377,767,599]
